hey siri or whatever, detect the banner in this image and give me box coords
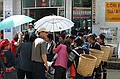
[106,2,120,22]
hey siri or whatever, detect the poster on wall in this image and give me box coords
[5,11,11,32]
[106,2,120,22]
[100,27,117,44]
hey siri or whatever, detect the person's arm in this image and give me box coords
[14,42,19,46]
[52,41,56,54]
[41,53,48,71]
[16,43,22,56]
[41,42,49,71]
[53,44,61,54]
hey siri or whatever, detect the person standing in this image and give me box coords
[53,40,69,79]
[0,39,18,79]
[87,34,102,79]
[28,23,35,35]
[31,27,49,79]
[97,34,107,79]
[11,33,19,57]
[16,34,37,79]
[46,33,55,62]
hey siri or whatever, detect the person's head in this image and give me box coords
[69,35,75,43]
[38,27,49,40]
[24,33,29,42]
[29,23,33,29]
[25,31,29,34]
[97,33,105,44]
[55,32,60,36]
[13,33,19,42]
[87,34,96,43]
[0,39,10,51]
[74,36,84,47]
[64,40,70,47]
[29,33,37,42]
[59,34,65,43]
[47,33,53,42]
[61,30,66,35]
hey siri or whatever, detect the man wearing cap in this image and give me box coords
[31,27,49,79]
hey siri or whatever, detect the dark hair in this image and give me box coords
[47,33,53,41]
[88,34,95,41]
[13,33,18,42]
[69,35,75,40]
[64,40,70,47]
[60,34,65,40]
[24,33,29,42]
[99,33,105,41]
[29,34,37,42]
[74,37,84,46]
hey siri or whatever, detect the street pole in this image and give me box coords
[64,0,66,17]
[65,0,73,34]
[91,0,93,32]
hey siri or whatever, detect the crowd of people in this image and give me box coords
[0,23,109,79]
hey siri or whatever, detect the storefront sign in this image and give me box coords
[73,8,91,19]
[106,2,120,22]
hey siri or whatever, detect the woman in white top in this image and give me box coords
[28,23,35,35]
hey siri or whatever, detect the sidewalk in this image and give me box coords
[107,69,120,79]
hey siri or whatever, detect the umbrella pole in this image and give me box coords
[53,32,55,42]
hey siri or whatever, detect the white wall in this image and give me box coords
[3,0,21,41]
[0,0,3,2]
[3,0,13,41]
[95,0,120,28]
[13,0,21,15]
[13,0,21,34]
[93,0,120,43]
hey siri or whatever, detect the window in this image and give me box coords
[23,0,35,8]
[23,0,64,8]
[36,0,49,7]
[73,0,92,7]
[82,0,92,7]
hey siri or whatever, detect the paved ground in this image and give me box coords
[107,69,120,79]
[24,69,120,79]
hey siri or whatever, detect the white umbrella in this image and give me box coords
[34,15,74,32]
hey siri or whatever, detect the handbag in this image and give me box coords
[70,63,76,78]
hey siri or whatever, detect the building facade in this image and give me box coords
[22,0,92,31]
[1,0,92,41]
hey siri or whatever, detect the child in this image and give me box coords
[0,39,18,79]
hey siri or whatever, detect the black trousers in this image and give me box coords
[32,61,45,79]
[17,68,33,79]
[102,62,107,79]
[54,66,66,79]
